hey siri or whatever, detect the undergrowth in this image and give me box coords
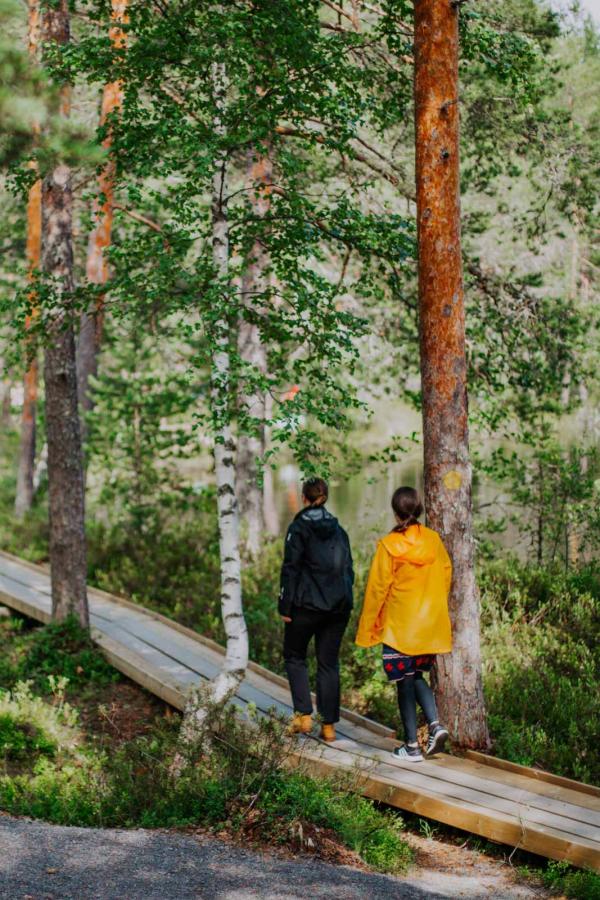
[0,616,118,693]
[541,860,600,899]
[0,431,598,784]
[0,664,411,874]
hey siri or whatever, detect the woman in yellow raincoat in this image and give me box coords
[355,487,452,762]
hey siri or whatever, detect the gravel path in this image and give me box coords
[0,815,544,900]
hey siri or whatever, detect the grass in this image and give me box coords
[0,615,119,693]
[516,860,600,899]
[0,617,412,874]
[541,861,600,899]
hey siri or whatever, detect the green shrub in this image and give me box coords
[0,755,104,825]
[481,559,600,784]
[14,617,118,691]
[542,860,600,899]
[0,713,56,759]
[86,504,222,636]
[0,686,411,874]
[257,770,410,873]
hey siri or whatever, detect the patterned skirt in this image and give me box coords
[382,644,435,682]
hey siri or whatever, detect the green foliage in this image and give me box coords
[86,318,203,530]
[542,860,600,899]
[0,713,55,760]
[480,559,600,784]
[0,680,81,764]
[482,430,600,564]
[5,618,118,693]
[0,614,118,695]
[0,431,48,564]
[0,0,45,165]
[87,504,222,633]
[0,684,411,874]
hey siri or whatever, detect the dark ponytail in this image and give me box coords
[302,476,328,507]
[391,486,423,533]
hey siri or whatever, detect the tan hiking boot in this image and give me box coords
[289,713,313,735]
[320,724,336,742]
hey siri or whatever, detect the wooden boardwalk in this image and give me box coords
[0,550,598,872]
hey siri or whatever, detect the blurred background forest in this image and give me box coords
[0,0,598,785]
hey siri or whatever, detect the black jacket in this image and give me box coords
[279,505,354,617]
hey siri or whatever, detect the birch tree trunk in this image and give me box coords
[42,0,89,627]
[15,0,41,519]
[178,62,248,749]
[413,0,488,747]
[77,0,127,428]
[236,145,272,557]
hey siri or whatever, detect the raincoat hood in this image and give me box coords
[380,525,437,566]
[296,505,339,540]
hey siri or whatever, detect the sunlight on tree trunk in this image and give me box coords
[236,144,273,557]
[77,0,127,432]
[15,0,41,519]
[178,62,249,753]
[413,0,488,748]
[42,0,88,628]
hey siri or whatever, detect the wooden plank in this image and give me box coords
[295,744,600,872]
[337,740,600,831]
[465,750,600,800]
[323,739,600,846]
[0,578,51,623]
[92,629,188,711]
[90,617,204,688]
[0,549,393,740]
[90,604,294,718]
[91,589,600,842]
[1,550,598,872]
[436,752,600,815]
[87,580,394,738]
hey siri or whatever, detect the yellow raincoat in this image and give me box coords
[355,524,452,655]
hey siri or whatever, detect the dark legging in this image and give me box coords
[396,673,438,744]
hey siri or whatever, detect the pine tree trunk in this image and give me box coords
[179,63,248,749]
[413,0,488,748]
[42,0,88,627]
[77,0,127,426]
[15,0,41,519]
[236,145,272,557]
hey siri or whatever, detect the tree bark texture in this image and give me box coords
[413,0,488,747]
[15,183,41,518]
[236,145,273,557]
[15,0,41,519]
[77,0,127,423]
[42,0,88,627]
[179,63,248,747]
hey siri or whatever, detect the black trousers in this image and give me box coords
[397,673,439,744]
[283,607,350,724]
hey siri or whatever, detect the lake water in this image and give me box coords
[271,452,519,555]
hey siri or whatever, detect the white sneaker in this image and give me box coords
[392,744,424,762]
[426,725,449,757]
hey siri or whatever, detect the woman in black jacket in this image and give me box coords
[279,477,354,742]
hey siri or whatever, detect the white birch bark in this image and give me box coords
[178,62,249,750]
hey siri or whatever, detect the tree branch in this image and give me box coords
[274,124,407,191]
[320,0,355,26]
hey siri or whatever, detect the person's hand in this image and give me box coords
[281,615,292,623]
